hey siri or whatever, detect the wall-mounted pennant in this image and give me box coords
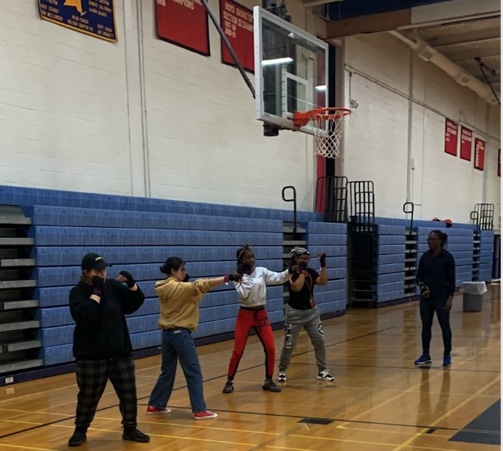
[39,0,117,42]
[460,126,472,161]
[444,118,458,156]
[474,138,485,171]
[219,0,253,72]
[156,0,210,56]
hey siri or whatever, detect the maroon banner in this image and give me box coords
[444,118,458,156]
[474,138,485,170]
[220,0,253,72]
[156,0,210,56]
[460,126,472,161]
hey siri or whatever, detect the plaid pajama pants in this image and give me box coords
[74,357,138,430]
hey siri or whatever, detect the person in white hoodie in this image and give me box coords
[222,244,294,394]
[147,256,241,420]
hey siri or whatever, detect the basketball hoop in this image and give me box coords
[293,107,351,159]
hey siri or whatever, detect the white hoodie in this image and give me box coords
[234,267,291,308]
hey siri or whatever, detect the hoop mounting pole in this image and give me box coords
[200,0,256,99]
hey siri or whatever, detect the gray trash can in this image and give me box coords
[460,281,487,312]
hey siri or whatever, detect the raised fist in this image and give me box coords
[237,262,252,275]
[224,273,242,283]
[118,270,136,288]
[91,276,104,296]
[319,252,327,268]
[288,264,300,274]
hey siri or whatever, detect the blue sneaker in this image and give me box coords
[414,354,432,365]
[442,355,451,367]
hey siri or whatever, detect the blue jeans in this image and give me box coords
[419,291,452,356]
[148,328,206,413]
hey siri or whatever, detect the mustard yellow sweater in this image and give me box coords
[155,277,215,331]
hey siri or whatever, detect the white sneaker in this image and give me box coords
[277,371,286,382]
[317,369,334,381]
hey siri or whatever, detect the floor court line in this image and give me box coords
[393,377,501,450]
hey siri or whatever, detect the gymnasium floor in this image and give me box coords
[0,286,500,450]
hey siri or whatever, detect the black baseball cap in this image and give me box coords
[81,253,110,271]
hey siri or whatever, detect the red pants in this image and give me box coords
[226,307,275,380]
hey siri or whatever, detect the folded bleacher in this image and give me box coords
[306,221,347,315]
[0,185,327,376]
[0,184,497,382]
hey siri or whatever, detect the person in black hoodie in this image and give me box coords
[67,253,149,447]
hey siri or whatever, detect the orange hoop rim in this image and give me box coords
[293,107,352,128]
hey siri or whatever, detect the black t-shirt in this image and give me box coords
[287,267,319,310]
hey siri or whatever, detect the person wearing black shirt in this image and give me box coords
[277,247,334,382]
[67,253,150,447]
[415,230,456,367]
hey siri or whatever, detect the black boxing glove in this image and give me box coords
[224,273,242,283]
[119,270,136,288]
[319,253,327,268]
[288,264,300,274]
[91,276,104,297]
[237,262,252,275]
[183,273,190,282]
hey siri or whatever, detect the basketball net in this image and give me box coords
[293,108,351,159]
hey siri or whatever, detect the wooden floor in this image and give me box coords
[0,286,500,451]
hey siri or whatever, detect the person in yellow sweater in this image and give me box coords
[146,256,240,420]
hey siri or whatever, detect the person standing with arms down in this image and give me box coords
[277,247,334,382]
[222,244,294,394]
[415,230,456,367]
[68,253,149,447]
[147,257,241,419]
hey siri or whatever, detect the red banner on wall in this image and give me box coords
[460,126,472,161]
[156,0,210,56]
[219,0,253,72]
[444,118,458,156]
[474,138,485,170]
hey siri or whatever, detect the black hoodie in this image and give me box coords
[69,278,145,359]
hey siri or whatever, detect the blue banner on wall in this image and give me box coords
[38,0,117,43]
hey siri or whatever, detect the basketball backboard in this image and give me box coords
[253,6,328,134]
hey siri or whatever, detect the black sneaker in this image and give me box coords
[262,379,281,392]
[68,430,87,447]
[222,380,234,394]
[122,428,150,443]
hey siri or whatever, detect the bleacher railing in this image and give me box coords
[315,176,348,223]
[470,203,495,230]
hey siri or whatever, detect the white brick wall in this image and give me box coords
[343,33,501,226]
[0,0,136,194]
[0,0,318,210]
[141,0,316,209]
[0,2,499,223]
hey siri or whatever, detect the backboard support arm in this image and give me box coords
[200,0,256,99]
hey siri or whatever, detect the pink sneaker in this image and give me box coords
[146,405,171,415]
[193,410,218,420]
